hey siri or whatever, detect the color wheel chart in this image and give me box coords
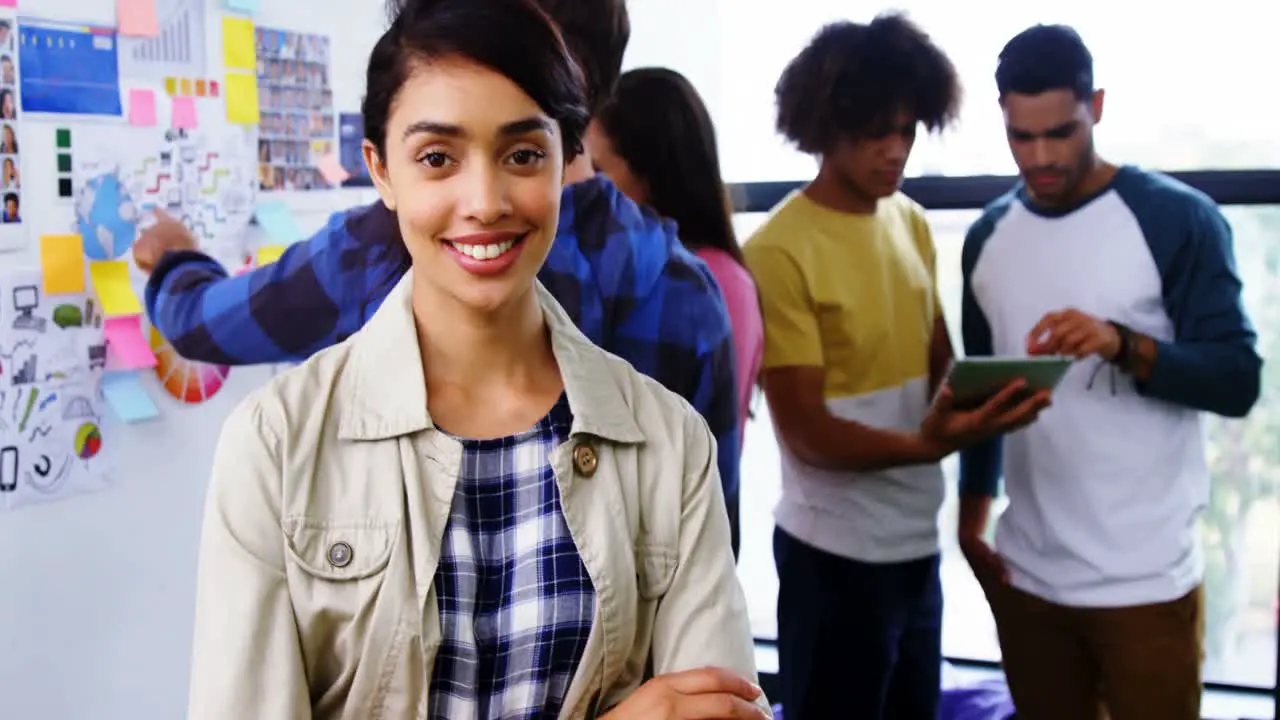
[149,327,229,404]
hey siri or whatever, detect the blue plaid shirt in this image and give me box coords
[430,394,592,719]
[144,176,740,499]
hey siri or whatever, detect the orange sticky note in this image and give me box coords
[88,261,143,316]
[172,96,198,129]
[127,88,157,126]
[225,72,260,124]
[40,234,87,295]
[164,77,177,96]
[256,245,286,266]
[195,78,207,96]
[118,0,159,37]
[104,316,158,370]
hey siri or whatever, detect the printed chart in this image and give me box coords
[118,0,207,82]
[17,19,121,116]
[149,326,229,404]
[73,120,256,266]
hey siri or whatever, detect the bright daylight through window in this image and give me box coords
[713,0,1280,691]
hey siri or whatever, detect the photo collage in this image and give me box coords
[0,12,21,223]
[255,27,335,191]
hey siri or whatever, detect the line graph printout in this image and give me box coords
[72,114,256,267]
[118,0,207,81]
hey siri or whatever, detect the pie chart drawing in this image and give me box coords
[149,327,231,404]
[75,423,103,460]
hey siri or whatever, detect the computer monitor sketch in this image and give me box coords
[11,285,46,332]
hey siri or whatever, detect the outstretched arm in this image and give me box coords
[143,205,407,365]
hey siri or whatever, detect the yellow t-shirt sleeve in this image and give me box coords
[744,243,824,369]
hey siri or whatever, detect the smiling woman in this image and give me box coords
[185,1,767,719]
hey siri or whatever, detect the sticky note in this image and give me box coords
[163,77,177,96]
[118,0,159,36]
[225,72,260,124]
[180,77,193,96]
[194,78,207,96]
[316,153,351,186]
[226,0,259,12]
[0,0,17,8]
[88,261,143,316]
[254,202,304,244]
[221,16,256,71]
[40,235,87,295]
[104,316,158,370]
[171,96,198,129]
[127,88,157,126]
[256,244,286,266]
[102,372,160,423]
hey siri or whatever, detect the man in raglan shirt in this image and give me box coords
[132,0,747,558]
[957,24,1262,720]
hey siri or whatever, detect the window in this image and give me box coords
[711,0,1280,182]
[734,206,1280,689]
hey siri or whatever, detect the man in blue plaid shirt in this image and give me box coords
[134,0,743,558]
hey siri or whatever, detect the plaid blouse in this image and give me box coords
[428,394,595,719]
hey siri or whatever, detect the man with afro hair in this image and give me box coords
[744,13,1050,720]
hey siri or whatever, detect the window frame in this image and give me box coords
[730,168,1280,712]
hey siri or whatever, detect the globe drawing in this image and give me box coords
[75,172,139,261]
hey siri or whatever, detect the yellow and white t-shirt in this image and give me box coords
[744,191,944,563]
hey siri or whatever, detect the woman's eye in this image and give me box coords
[422,151,450,169]
[509,148,546,166]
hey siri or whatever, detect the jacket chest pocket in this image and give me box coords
[283,520,403,697]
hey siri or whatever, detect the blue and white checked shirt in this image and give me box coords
[429,394,594,719]
[143,176,741,502]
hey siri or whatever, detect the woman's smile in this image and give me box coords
[441,229,529,276]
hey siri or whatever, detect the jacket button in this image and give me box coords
[572,442,598,477]
[327,541,353,568]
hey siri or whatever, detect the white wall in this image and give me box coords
[0,1,380,718]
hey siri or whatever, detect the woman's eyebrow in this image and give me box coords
[401,116,553,141]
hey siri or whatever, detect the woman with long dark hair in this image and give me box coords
[588,68,764,553]
[588,68,763,438]
[186,2,766,718]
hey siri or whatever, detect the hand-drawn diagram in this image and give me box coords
[73,120,257,267]
[0,269,111,510]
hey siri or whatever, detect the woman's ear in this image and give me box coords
[362,139,397,211]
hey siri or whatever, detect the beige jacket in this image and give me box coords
[187,272,768,719]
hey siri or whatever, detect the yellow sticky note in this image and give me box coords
[40,234,87,295]
[221,16,256,71]
[88,261,143,317]
[180,77,193,96]
[256,245,286,266]
[164,76,178,96]
[225,72,260,125]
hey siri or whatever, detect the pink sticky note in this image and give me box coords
[104,316,158,370]
[118,0,159,37]
[0,0,16,7]
[316,153,351,186]
[171,96,198,129]
[128,89,157,126]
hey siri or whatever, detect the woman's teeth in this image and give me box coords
[448,237,517,260]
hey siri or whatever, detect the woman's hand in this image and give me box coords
[600,667,768,719]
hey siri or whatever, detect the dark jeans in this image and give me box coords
[774,527,942,720]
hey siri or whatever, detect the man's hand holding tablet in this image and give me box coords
[918,374,1054,457]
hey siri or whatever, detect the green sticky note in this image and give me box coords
[56,128,72,148]
[57,177,73,198]
[57,153,72,172]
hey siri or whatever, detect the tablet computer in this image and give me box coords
[944,356,1073,410]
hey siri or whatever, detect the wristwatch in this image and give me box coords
[1107,320,1133,369]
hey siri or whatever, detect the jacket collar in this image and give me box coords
[338,271,644,445]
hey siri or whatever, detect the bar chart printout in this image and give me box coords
[118,0,208,81]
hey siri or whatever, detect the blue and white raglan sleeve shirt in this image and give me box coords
[957,166,1261,608]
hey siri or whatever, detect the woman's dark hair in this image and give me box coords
[382,0,627,118]
[596,67,743,265]
[775,12,961,154]
[996,24,1094,101]
[363,0,589,161]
